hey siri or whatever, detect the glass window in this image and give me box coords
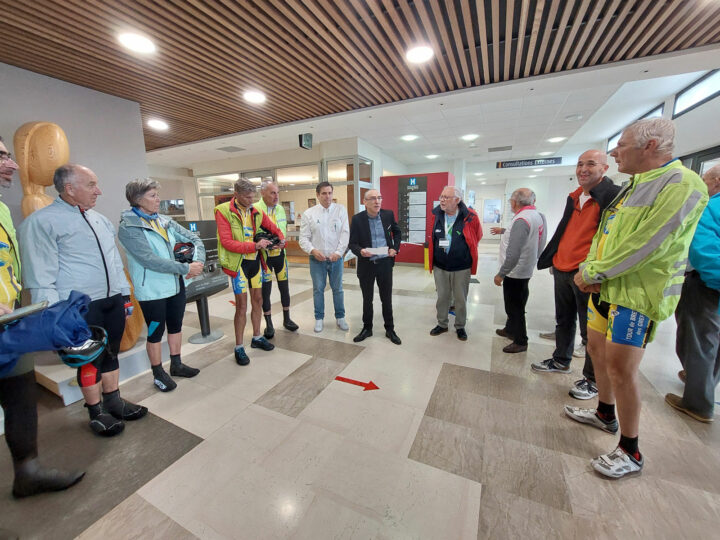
[326,158,354,183]
[606,105,664,152]
[674,70,720,117]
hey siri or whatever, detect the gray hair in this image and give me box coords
[125,178,160,207]
[53,164,82,193]
[444,186,463,200]
[511,188,536,206]
[625,118,675,155]
[260,179,278,192]
[234,178,256,194]
[703,163,720,183]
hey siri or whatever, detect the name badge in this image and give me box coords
[439,239,449,248]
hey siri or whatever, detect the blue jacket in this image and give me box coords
[689,192,720,312]
[118,209,205,302]
[19,197,130,304]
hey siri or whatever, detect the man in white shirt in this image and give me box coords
[299,182,350,333]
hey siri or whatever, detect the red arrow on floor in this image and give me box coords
[335,376,379,391]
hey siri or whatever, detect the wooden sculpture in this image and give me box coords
[13,121,143,351]
[13,122,69,217]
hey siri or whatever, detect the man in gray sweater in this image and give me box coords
[493,188,547,353]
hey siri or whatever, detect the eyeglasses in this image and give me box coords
[439,195,457,201]
[0,152,13,162]
[365,196,382,202]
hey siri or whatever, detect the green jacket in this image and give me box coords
[253,199,287,236]
[580,159,708,321]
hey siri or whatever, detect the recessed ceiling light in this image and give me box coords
[528,175,537,178]
[406,46,434,64]
[480,181,486,185]
[533,168,544,172]
[401,134,419,141]
[147,118,168,131]
[461,134,479,141]
[565,114,583,122]
[243,90,266,104]
[538,151,553,156]
[118,32,156,54]
[547,137,567,143]
[425,154,439,159]
[474,172,484,176]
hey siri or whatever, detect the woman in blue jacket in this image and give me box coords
[118,179,205,392]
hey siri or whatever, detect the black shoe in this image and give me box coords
[102,389,148,421]
[456,328,468,341]
[251,336,275,351]
[170,363,200,378]
[503,343,528,353]
[264,314,275,339]
[84,402,125,437]
[495,328,512,339]
[153,367,177,392]
[353,327,373,342]
[430,325,448,336]
[12,458,85,498]
[385,330,401,345]
[283,318,299,332]
[235,346,250,366]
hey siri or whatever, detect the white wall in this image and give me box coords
[148,164,200,221]
[0,63,148,226]
[357,138,408,186]
[191,138,358,177]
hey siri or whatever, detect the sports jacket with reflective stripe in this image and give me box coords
[580,159,708,322]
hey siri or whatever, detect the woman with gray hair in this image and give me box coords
[118,178,205,392]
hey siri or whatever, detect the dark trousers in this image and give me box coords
[676,271,720,416]
[552,269,595,380]
[358,258,394,330]
[503,277,529,346]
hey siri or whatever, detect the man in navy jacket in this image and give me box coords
[348,189,402,345]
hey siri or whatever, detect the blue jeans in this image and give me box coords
[309,257,345,320]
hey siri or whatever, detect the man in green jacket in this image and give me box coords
[254,179,298,339]
[566,118,708,479]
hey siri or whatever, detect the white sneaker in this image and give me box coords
[573,343,586,358]
[564,405,618,433]
[591,446,643,479]
[336,318,349,331]
[314,320,323,333]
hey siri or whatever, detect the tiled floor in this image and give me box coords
[2,256,719,539]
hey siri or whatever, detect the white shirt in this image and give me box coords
[299,203,350,257]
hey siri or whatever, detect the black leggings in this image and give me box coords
[139,280,186,343]
[262,251,290,312]
[77,294,125,388]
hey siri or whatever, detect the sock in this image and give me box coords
[619,434,640,460]
[596,401,616,422]
[151,364,165,377]
[170,354,182,368]
[235,345,245,351]
[252,335,262,340]
[283,310,291,321]
[264,314,273,326]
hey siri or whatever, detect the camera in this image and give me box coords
[253,229,281,248]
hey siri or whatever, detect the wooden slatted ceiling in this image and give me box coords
[1,0,718,151]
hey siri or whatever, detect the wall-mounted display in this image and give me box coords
[483,199,503,223]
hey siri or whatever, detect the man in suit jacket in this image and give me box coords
[348,189,402,345]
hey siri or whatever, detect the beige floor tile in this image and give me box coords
[77,494,198,540]
[289,495,383,540]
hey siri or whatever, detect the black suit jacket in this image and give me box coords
[349,209,402,275]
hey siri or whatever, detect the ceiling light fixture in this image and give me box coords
[538,151,553,156]
[565,114,583,122]
[243,90,266,104]
[461,134,479,141]
[474,172,484,176]
[528,175,537,178]
[401,134,419,141]
[547,137,566,143]
[480,181,486,185]
[533,168,544,172]
[425,154,439,159]
[406,45,434,64]
[147,118,169,131]
[118,32,156,54]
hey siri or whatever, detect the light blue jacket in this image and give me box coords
[118,209,205,302]
[689,192,720,312]
[18,197,130,304]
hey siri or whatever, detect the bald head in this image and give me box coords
[703,164,720,197]
[576,150,609,194]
